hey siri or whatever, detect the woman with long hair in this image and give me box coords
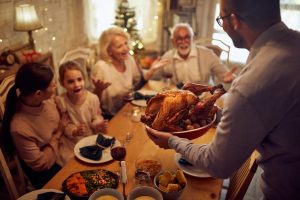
[0,63,66,188]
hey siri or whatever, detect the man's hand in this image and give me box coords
[145,126,173,149]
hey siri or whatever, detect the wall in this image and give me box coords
[0,0,86,70]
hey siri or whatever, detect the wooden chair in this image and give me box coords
[0,148,21,200]
[194,38,231,65]
[225,153,258,200]
[58,47,96,93]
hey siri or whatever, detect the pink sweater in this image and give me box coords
[11,98,61,171]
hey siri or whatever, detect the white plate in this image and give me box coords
[17,189,70,200]
[74,135,116,164]
[174,153,211,178]
[131,99,147,107]
[131,89,157,107]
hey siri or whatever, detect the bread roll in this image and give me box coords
[176,169,187,186]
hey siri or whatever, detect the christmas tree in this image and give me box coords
[114,0,144,54]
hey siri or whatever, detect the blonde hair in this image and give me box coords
[98,26,130,63]
[170,23,194,40]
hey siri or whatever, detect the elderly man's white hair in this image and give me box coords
[170,23,194,39]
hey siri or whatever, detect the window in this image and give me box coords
[212,3,249,64]
[84,0,160,44]
[212,1,300,64]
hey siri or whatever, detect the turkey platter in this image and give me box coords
[141,83,226,134]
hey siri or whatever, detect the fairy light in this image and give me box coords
[52,36,56,41]
[44,27,48,31]
[0,39,2,43]
[48,18,52,22]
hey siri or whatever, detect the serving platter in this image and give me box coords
[62,169,119,200]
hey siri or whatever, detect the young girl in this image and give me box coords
[0,63,65,188]
[56,61,108,165]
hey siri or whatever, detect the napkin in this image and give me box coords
[133,91,155,101]
[37,191,66,200]
[79,145,103,160]
[96,134,115,148]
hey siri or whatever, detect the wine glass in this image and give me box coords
[163,72,173,90]
[122,87,135,117]
[110,140,126,161]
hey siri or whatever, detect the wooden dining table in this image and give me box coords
[43,80,224,200]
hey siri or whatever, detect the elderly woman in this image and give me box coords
[91,26,168,118]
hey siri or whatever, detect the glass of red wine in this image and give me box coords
[110,140,126,161]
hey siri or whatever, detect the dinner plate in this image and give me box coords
[17,189,70,200]
[131,89,157,107]
[74,135,116,164]
[174,153,211,178]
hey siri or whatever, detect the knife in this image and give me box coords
[121,161,127,199]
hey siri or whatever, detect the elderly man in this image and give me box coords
[146,0,300,199]
[151,23,235,85]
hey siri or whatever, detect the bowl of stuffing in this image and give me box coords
[153,169,187,200]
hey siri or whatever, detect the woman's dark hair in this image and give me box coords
[0,63,54,156]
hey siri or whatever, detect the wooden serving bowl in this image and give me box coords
[145,114,216,140]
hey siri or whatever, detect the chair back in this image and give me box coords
[225,153,258,200]
[58,47,96,93]
[194,38,230,65]
[0,148,20,199]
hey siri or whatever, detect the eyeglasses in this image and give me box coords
[175,35,191,43]
[216,14,231,27]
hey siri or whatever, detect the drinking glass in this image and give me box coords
[163,72,173,90]
[110,140,126,161]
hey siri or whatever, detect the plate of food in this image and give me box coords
[74,135,116,164]
[17,189,70,200]
[131,89,157,107]
[174,153,211,178]
[62,169,119,200]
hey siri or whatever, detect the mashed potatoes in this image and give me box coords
[96,195,118,200]
[134,196,155,200]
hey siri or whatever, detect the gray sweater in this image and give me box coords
[169,22,300,200]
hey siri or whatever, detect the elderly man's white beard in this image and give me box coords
[177,46,191,58]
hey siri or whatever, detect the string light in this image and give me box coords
[52,36,56,41]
